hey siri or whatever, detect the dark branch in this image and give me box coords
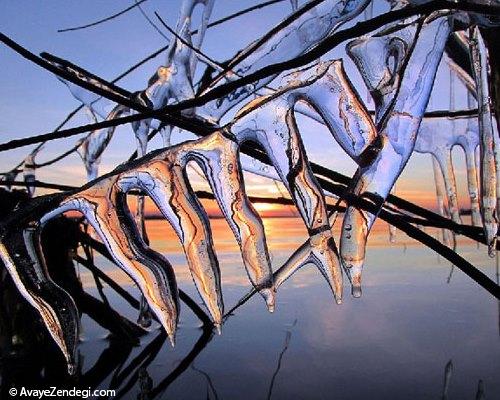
[57,0,149,33]
[34,142,81,168]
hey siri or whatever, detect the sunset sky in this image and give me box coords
[0,1,476,217]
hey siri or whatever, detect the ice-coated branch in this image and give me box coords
[431,156,456,249]
[341,12,451,296]
[0,60,381,366]
[470,25,498,254]
[198,0,370,122]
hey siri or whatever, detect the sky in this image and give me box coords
[0,0,477,217]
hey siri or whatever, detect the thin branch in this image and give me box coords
[40,52,132,99]
[58,0,149,33]
[135,0,170,41]
[0,32,219,143]
[202,0,287,33]
[34,141,81,168]
[0,113,149,152]
[267,325,294,400]
[74,254,139,309]
[0,180,77,191]
[57,0,288,84]
[155,12,224,72]
[0,106,475,154]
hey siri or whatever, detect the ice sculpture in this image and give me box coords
[3,0,500,376]
[0,130,276,361]
[342,12,451,296]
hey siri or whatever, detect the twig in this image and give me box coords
[155,12,224,72]
[135,0,170,41]
[267,322,295,400]
[58,0,149,33]
[33,141,81,168]
[0,180,77,191]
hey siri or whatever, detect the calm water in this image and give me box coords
[7,218,500,399]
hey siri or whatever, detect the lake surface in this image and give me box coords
[4,217,500,399]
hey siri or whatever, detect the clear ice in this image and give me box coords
[4,0,500,373]
[342,12,451,296]
[469,26,498,254]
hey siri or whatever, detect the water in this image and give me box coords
[55,217,500,399]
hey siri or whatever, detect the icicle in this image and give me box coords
[469,26,498,255]
[0,195,79,374]
[77,105,129,181]
[174,132,276,311]
[415,114,482,226]
[23,146,43,197]
[184,0,215,75]
[414,120,462,224]
[52,193,180,343]
[160,125,173,148]
[117,160,225,324]
[230,59,378,299]
[273,233,343,305]
[341,13,451,295]
[432,156,456,249]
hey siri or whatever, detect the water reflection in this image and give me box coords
[1,218,499,399]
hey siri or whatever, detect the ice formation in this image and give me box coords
[343,12,452,296]
[1,0,500,374]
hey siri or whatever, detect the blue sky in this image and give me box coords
[0,0,474,209]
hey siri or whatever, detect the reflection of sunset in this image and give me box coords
[253,202,279,213]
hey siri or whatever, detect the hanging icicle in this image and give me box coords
[469,26,498,255]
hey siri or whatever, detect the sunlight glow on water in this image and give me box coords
[72,218,500,399]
